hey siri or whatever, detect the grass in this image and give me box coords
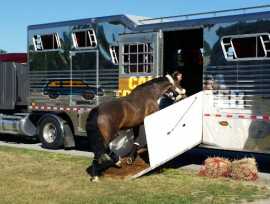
[0,146,269,204]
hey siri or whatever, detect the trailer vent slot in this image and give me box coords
[33,33,61,51]
[221,33,270,61]
[110,46,119,65]
[72,29,97,49]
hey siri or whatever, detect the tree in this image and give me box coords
[0,49,7,54]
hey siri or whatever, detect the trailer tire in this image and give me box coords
[82,91,95,100]
[38,115,64,149]
[48,93,59,99]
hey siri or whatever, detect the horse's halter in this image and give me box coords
[164,74,179,98]
[165,74,175,86]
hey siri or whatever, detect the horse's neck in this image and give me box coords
[128,80,172,101]
[141,82,172,100]
[129,88,154,99]
[159,83,173,97]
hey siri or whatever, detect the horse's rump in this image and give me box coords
[86,107,107,156]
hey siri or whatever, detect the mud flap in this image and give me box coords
[131,91,203,178]
[63,123,75,149]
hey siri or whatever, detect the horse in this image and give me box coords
[86,75,177,182]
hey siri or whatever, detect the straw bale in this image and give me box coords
[231,158,258,181]
[199,157,231,178]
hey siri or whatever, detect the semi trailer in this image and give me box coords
[1,5,270,158]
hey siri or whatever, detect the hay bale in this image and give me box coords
[199,157,231,178]
[231,158,258,181]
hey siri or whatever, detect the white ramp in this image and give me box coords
[131,92,203,178]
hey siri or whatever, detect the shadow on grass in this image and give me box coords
[0,134,91,151]
[152,147,270,174]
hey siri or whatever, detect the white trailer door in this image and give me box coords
[132,92,203,178]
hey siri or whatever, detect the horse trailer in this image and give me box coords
[1,5,270,170]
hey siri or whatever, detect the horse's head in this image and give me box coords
[162,74,178,94]
[129,75,179,100]
[145,74,178,100]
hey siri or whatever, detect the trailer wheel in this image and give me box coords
[38,115,64,149]
[48,93,59,99]
[82,91,95,100]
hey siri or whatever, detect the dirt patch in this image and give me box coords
[103,152,150,179]
[103,157,150,179]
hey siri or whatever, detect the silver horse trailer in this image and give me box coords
[0,5,270,164]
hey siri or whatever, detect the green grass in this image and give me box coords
[0,146,269,204]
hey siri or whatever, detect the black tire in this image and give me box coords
[48,92,59,99]
[38,115,64,149]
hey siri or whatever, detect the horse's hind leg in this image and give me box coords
[88,159,100,182]
[87,137,108,182]
[86,125,111,181]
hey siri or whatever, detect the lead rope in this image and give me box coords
[167,96,198,135]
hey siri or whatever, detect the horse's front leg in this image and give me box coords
[107,149,122,168]
[127,126,143,165]
[127,103,158,165]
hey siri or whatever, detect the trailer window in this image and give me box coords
[72,29,97,49]
[221,33,270,61]
[33,33,61,51]
[110,46,119,65]
[121,43,153,74]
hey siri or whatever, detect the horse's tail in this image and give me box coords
[86,107,106,157]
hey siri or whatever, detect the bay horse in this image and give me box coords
[86,75,176,182]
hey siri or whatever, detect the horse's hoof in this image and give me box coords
[126,157,134,165]
[90,176,100,182]
[86,166,93,175]
[115,160,122,168]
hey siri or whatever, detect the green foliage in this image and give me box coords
[0,49,7,54]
